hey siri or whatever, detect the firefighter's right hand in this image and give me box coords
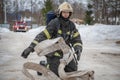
[21,47,34,58]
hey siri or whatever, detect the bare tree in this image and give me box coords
[92,0,120,25]
[72,2,85,19]
[0,0,4,23]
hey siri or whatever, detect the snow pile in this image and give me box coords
[76,24,120,42]
[27,26,45,34]
[0,24,120,42]
[0,28,10,33]
[26,26,45,38]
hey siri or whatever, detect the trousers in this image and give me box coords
[47,55,78,76]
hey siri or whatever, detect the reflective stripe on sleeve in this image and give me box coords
[43,29,51,39]
[73,43,82,47]
[32,40,39,45]
[73,32,79,38]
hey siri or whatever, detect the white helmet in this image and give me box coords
[58,2,73,14]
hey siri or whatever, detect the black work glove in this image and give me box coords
[21,47,34,58]
[21,42,37,58]
[74,46,82,61]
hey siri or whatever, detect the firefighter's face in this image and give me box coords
[61,11,70,18]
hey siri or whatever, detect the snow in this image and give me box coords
[76,24,120,42]
[26,26,45,37]
[0,24,120,80]
[0,27,10,33]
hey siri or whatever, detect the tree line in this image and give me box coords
[92,0,120,25]
[0,0,119,25]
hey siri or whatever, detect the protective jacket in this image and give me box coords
[30,17,82,55]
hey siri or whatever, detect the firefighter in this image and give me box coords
[21,2,83,76]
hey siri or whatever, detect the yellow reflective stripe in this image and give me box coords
[54,52,61,57]
[46,64,49,69]
[43,29,51,39]
[73,43,82,47]
[58,29,62,34]
[67,31,70,35]
[73,32,79,38]
[32,40,39,45]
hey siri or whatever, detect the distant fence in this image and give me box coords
[0,24,10,29]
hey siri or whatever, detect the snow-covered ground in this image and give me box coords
[0,24,120,80]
